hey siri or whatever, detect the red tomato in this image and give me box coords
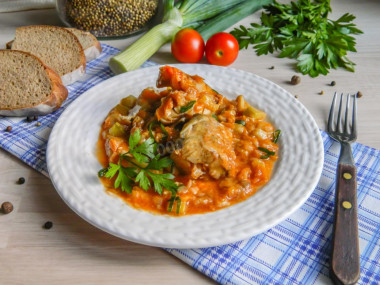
[171,28,205,63]
[205,33,239,66]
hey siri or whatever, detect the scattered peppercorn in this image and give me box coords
[330,81,336,86]
[320,90,325,95]
[1,201,13,214]
[5,126,12,132]
[357,91,363,98]
[290,75,301,85]
[43,221,53,230]
[18,177,25,184]
[269,66,275,69]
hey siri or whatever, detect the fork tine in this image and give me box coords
[344,93,351,134]
[352,93,357,138]
[336,93,344,133]
[328,92,337,132]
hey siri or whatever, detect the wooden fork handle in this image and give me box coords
[330,164,360,285]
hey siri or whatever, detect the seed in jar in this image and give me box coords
[65,0,158,37]
[290,75,301,85]
[1,201,13,214]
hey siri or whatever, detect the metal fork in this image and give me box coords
[327,92,360,285]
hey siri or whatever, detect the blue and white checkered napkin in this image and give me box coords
[1,44,379,285]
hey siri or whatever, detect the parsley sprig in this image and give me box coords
[230,0,363,77]
[99,129,180,211]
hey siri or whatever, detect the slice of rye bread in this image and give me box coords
[0,50,68,116]
[7,28,102,62]
[65,28,102,62]
[11,25,86,85]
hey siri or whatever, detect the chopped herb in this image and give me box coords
[98,168,109,177]
[272,130,281,143]
[258,146,275,159]
[235,120,246,126]
[212,114,219,121]
[180,101,196,113]
[160,123,169,142]
[212,89,219,94]
[168,195,181,214]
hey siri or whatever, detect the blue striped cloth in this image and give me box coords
[1,44,379,285]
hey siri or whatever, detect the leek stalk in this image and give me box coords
[109,0,272,74]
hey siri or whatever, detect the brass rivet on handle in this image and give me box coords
[343,172,352,180]
[342,201,352,209]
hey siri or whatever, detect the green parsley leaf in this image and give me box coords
[147,172,178,195]
[180,101,196,113]
[135,170,151,191]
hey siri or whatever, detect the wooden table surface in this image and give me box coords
[0,1,379,284]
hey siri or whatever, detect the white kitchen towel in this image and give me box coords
[0,0,55,12]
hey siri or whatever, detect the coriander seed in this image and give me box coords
[357,91,363,98]
[269,66,275,70]
[290,75,301,85]
[320,90,324,95]
[1,201,13,214]
[36,122,41,127]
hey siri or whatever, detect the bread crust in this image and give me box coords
[0,50,68,116]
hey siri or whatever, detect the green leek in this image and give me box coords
[109,0,272,74]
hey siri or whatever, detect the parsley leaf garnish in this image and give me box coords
[99,129,181,213]
[230,0,363,77]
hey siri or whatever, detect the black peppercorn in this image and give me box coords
[18,177,25,184]
[5,126,12,132]
[330,81,336,86]
[1,201,13,214]
[43,221,53,229]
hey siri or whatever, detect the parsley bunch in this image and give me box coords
[230,0,363,77]
[99,129,180,212]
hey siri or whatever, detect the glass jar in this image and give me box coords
[56,0,159,38]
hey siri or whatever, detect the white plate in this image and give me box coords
[47,64,323,248]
